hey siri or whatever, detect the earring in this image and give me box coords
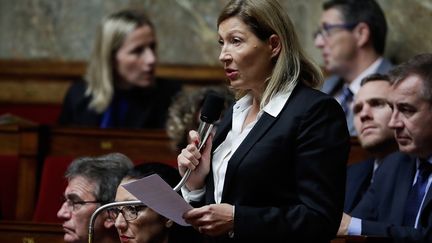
[165,220,173,228]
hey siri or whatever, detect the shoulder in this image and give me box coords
[288,83,343,115]
[376,58,394,74]
[65,79,88,98]
[154,78,182,96]
[375,152,415,178]
[347,159,375,176]
[321,75,343,94]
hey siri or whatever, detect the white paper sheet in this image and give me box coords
[122,174,192,226]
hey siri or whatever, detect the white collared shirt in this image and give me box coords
[182,91,292,203]
[335,57,384,103]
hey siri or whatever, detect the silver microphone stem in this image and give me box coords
[88,200,143,243]
[173,122,214,192]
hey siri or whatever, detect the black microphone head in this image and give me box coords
[200,92,225,123]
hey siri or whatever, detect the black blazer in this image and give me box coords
[200,83,350,242]
[58,79,181,128]
[345,158,375,213]
[351,152,432,243]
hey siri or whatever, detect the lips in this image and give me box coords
[361,126,377,135]
[225,68,238,80]
[120,235,133,242]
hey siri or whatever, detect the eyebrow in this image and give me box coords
[65,193,82,201]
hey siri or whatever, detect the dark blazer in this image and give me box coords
[344,158,375,213]
[200,83,350,243]
[321,58,393,135]
[58,79,181,128]
[351,152,432,243]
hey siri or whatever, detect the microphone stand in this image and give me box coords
[88,200,142,243]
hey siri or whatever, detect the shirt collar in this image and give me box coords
[234,89,292,118]
[349,57,383,94]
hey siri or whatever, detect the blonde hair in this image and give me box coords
[218,0,323,109]
[85,9,154,113]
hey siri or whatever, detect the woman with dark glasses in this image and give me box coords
[110,163,202,243]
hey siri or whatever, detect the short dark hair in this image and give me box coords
[360,73,390,86]
[323,0,387,55]
[125,162,181,188]
[65,153,133,203]
[389,53,432,102]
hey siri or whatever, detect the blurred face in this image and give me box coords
[353,80,394,151]
[57,176,102,243]
[113,178,171,243]
[388,75,432,158]
[314,8,357,74]
[218,17,277,95]
[116,25,157,89]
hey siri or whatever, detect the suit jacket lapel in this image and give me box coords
[221,112,277,200]
[392,156,417,223]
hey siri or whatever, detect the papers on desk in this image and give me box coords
[122,174,192,226]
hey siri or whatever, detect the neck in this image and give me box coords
[369,140,398,160]
[342,50,381,84]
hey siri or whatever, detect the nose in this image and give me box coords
[359,104,372,122]
[314,33,325,48]
[141,48,156,68]
[218,45,232,64]
[57,202,71,220]
[388,109,402,129]
[114,213,128,230]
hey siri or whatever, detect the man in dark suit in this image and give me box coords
[345,73,397,213]
[338,53,432,242]
[314,0,392,135]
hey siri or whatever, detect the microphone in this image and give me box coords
[173,92,225,191]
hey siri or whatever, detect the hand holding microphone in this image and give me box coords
[174,92,225,192]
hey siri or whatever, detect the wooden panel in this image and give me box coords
[0,124,39,221]
[46,126,177,164]
[0,221,64,243]
[0,59,225,104]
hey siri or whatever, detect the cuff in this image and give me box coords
[348,217,362,235]
[181,185,206,203]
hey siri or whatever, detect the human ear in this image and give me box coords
[268,34,281,58]
[353,22,370,48]
[103,212,115,228]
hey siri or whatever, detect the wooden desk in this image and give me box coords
[0,221,63,243]
[0,124,39,221]
[332,235,392,243]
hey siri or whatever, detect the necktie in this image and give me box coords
[340,85,353,114]
[403,160,432,227]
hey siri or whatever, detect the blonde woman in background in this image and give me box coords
[59,9,180,128]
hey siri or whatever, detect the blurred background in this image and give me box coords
[1,0,431,66]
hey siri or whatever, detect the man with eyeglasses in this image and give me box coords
[57,153,133,243]
[314,0,393,135]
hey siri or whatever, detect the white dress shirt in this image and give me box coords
[182,90,292,203]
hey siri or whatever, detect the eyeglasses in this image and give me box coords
[61,197,103,212]
[108,205,147,222]
[313,22,358,39]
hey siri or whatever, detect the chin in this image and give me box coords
[135,79,155,88]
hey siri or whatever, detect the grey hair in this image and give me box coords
[65,153,134,203]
